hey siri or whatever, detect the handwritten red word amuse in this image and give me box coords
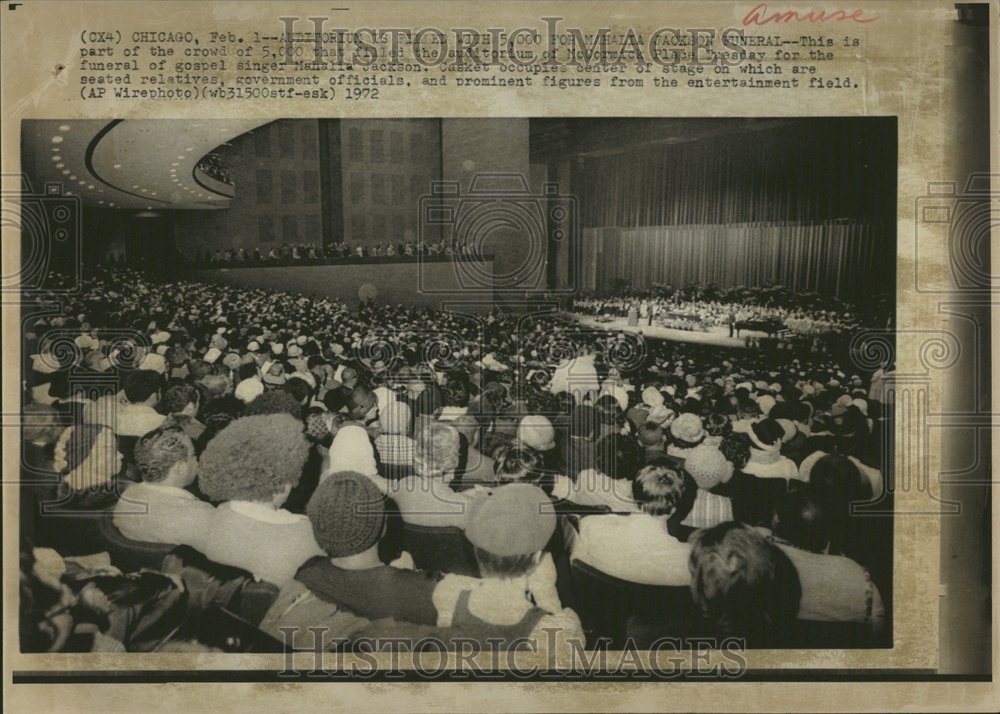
[742,3,879,25]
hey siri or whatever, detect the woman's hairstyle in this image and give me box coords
[593,433,643,482]
[243,388,303,420]
[472,546,538,579]
[718,432,753,470]
[807,454,872,556]
[631,458,687,516]
[688,522,802,644]
[414,422,461,477]
[772,489,829,554]
[197,413,309,503]
[159,383,200,416]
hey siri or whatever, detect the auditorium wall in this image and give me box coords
[339,119,441,248]
[173,120,324,258]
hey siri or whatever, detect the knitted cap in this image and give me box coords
[307,471,386,558]
[684,443,734,490]
[465,484,555,557]
[518,415,555,451]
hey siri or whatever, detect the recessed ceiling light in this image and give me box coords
[113,163,121,169]
[58,125,71,132]
[50,136,63,144]
[171,162,179,167]
[185,147,194,152]
[61,169,70,175]
[56,163,64,168]
[132,185,139,189]
[141,189,148,193]
[69,175,76,179]
[177,155,185,159]
[151,192,157,196]
[51,147,60,152]
[50,155,60,161]
[87,184,94,189]
[78,180,85,185]
[109,203,115,207]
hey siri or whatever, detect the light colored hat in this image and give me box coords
[150,331,171,345]
[669,413,705,443]
[517,415,556,451]
[756,395,776,416]
[138,353,167,374]
[203,347,222,364]
[326,425,377,477]
[642,386,664,408]
[271,342,285,355]
[247,340,260,352]
[683,443,734,490]
[235,377,264,403]
[465,484,555,556]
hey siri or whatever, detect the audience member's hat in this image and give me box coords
[330,343,345,355]
[288,370,317,390]
[138,353,167,374]
[381,400,412,436]
[287,344,303,358]
[637,421,664,447]
[465,484,555,557]
[642,386,664,407]
[646,404,675,427]
[235,377,264,403]
[296,335,308,345]
[260,361,286,386]
[222,352,241,371]
[756,394,776,416]
[776,418,797,443]
[518,415,556,451]
[247,340,260,352]
[307,471,387,558]
[271,342,285,355]
[670,413,705,443]
[683,443,734,490]
[151,331,171,345]
[203,347,222,364]
[748,418,784,451]
[851,398,869,416]
[30,353,60,374]
[327,424,377,477]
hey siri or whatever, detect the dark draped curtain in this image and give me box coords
[569,118,895,299]
[581,222,889,299]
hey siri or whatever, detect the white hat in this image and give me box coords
[641,386,664,408]
[756,395,776,416]
[235,377,264,403]
[247,340,260,352]
[150,331,171,345]
[271,342,284,355]
[203,347,222,364]
[139,353,167,374]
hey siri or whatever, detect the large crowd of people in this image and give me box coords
[21,267,893,655]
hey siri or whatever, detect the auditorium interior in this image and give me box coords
[18,117,899,654]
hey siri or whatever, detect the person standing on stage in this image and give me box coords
[728,307,737,337]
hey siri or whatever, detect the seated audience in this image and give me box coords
[195,414,324,585]
[114,425,215,545]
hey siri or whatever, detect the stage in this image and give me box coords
[562,313,771,349]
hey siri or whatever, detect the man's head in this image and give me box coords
[134,425,198,488]
[160,384,200,417]
[123,369,162,407]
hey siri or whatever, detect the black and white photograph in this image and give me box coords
[15,116,899,657]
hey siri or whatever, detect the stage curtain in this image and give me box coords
[581,222,887,299]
